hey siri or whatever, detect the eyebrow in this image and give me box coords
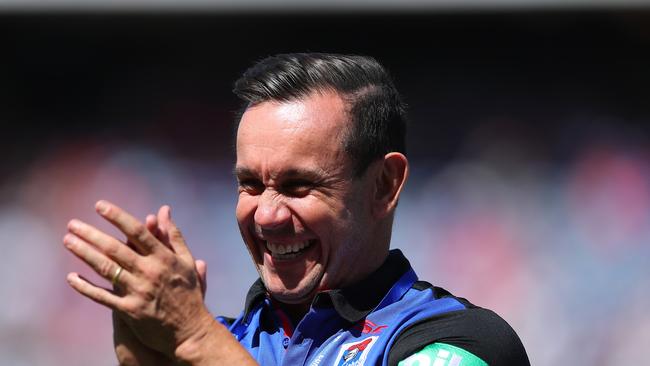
[233,166,326,181]
[233,166,255,179]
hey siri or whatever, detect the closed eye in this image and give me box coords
[280,179,314,197]
[238,179,265,195]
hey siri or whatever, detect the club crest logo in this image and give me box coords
[334,336,378,366]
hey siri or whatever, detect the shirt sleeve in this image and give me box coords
[387,308,530,366]
[398,342,488,366]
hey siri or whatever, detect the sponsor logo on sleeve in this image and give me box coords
[397,343,488,366]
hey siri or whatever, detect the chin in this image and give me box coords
[262,270,322,305]
[271,291,314,305]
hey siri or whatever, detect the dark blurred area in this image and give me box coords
[2,11,649,169]
[2,9,649,365]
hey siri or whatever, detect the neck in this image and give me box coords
[274,299,312,326]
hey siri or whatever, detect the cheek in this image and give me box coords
[289,196,350,237]
[237,196,264,263]
[236,195,258,226]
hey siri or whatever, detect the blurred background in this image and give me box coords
[1,1,650,365]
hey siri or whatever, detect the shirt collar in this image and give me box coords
[242,249,412,324]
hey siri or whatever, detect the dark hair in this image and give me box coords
[233,53,407,176]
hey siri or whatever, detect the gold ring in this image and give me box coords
[111,266,124,285]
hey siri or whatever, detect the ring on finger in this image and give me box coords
[111,266,124,285]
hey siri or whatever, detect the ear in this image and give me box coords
[372,152,409,219]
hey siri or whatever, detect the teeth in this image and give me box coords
[266,240,312,258]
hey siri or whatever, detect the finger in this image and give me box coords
[64,233,135,286]
[158,205,192,260]
[145,214,160,238]
[66,272,125,310]
[129,214,157,254]
[146,212,171,249]
[95,200,162,255]
[67,219,139,271]
[195,259,207,298]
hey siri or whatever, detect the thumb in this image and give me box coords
[195,259,208,298]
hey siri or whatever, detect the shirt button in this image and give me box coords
[282,337,290,349]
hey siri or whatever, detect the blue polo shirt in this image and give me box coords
[217,250,529,366]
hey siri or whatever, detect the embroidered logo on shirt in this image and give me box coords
[353,319,388,334]
[334,336,378,366]
[362,320,388,334]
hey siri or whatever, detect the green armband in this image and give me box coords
[398,342,488,366]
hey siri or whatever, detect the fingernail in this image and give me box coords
[96,200,108,214]
[167,206,172,219]
[63,233,76,248]
[66,273,78,284]
[68,219,79,231]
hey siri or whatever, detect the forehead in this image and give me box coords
[236,91,350,175]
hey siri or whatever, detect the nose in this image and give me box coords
[254,189,292,231]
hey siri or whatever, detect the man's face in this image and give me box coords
[235,91,376,304]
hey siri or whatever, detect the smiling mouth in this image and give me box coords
[265,240,315,260]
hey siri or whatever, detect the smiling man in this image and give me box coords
[65,53,529,365]
[235,87,395,314]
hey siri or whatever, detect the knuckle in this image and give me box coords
[104,243,119,258]
[142,289,157,303]
[99,260,115,278]
[125,255,139,271]
[135,300,152,316]
[169,227,184,241]
[121,300,138,316]
[124,298,149,317]
[142,265,163,287]
[131,224,149,243]
[142,260,162,276]
[138,269,153,283]
[134,282,156,302]
[161,254,178,267]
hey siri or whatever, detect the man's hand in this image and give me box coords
[112,264,207,366]
[111,211,209,366]
[64,201,212,359]
[113,312,170,366]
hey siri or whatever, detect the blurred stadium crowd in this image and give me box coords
[2,118,648,365]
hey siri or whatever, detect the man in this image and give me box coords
[64,53,529,365]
